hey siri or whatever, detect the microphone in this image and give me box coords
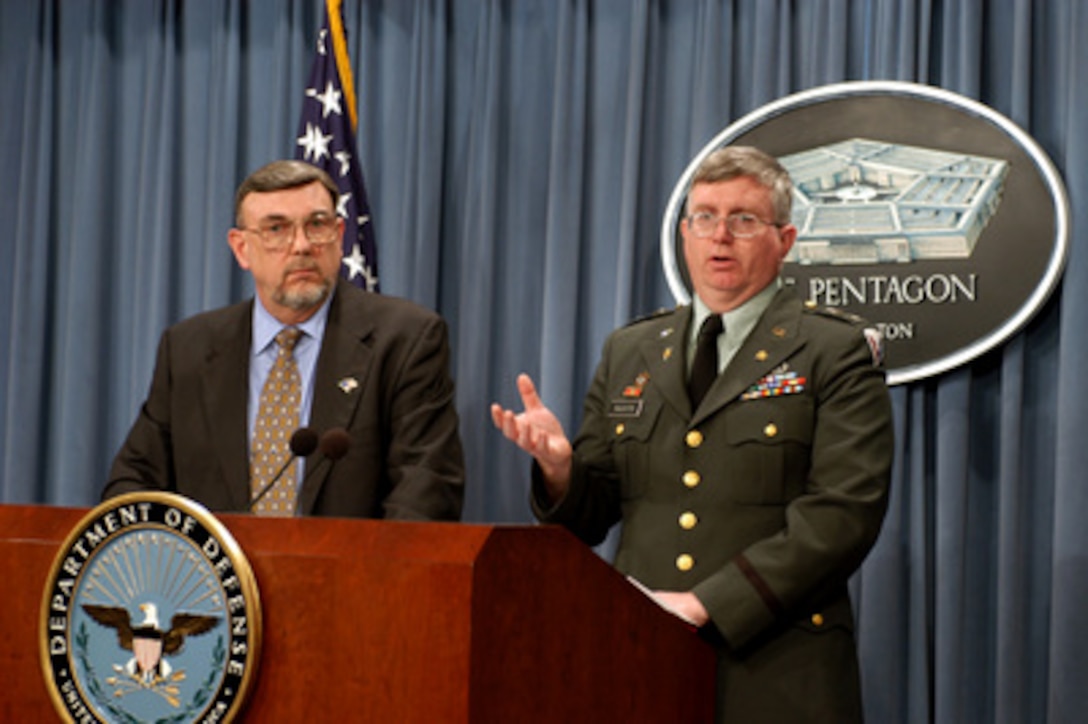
[317,427,351,461]
[246,427,319,512]
[293,427,351,515]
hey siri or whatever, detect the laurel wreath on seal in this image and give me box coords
[75,621,227,724]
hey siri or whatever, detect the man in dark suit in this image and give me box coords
[106,160,464,520]
[492,146,893,722]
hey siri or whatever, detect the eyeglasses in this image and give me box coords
[686,211,779,238]
[240,214,340,251]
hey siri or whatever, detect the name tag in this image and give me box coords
[608,400,644,417]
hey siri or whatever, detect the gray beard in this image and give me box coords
[274,279,332,311]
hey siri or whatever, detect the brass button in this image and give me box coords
[682,470,701,488]
[755,350,769,361]
[685,430,704,448]
[615,423,625,436]
[676,554,694,571]
[679,511,697,530]
[811,613,824,627]
[763,423,778,438]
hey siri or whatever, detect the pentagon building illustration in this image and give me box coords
[780,139,1008,265]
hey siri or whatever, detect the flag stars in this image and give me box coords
[334,151,352,177]
[342,243,379,291]
[342,243,367,278]
[336,191,352,218]
[361,265,379,292]
[296,122,333,163]
[298,10,379,293]
[307,80,343,119]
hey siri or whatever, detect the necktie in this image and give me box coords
[688,315,723,408]
[250,328,303,516]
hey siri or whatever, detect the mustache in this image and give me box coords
[282,259,320,277]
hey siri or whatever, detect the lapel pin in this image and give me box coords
[338,377,359,394]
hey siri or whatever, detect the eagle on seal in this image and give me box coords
[82,602,219,683]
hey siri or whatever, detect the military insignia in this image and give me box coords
[741,364,808,400]
[41,492,261,723]
[622,372,650,398]
[863,326,885,366]
[808,304,864,324]
[624,307,674,327]
[338,377,359,394]
[659,328,674,338]
[663,347,673,361]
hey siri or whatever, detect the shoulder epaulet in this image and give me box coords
[802,299,865,325]
[624,306,676,328]
[803,300,884,365]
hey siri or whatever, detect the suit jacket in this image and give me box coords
[533,286,893,723]
[106,281,464,521]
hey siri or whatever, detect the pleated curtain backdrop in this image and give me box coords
[1,1,1085,721]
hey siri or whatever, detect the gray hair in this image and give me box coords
[233,160,339,226]
[687,146,793,225]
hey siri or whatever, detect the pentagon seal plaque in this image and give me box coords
[40,492,261,723]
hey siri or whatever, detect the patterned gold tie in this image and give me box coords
[250,328,302,516]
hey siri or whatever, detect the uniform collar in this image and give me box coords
[690,279,782,357]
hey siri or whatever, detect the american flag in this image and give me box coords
[295,0,379,291]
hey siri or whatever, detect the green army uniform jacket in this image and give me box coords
[533,285,894,723]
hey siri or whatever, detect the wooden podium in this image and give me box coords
[1,504,715,722]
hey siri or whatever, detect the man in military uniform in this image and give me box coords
[491,146,893,723]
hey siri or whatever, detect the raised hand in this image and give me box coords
[490,373,573,497]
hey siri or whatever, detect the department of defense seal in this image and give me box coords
[39,492,262,723]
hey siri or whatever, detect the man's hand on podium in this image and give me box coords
[626,576,709,628]
[650,591,709,627]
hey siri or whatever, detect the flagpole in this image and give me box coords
[295,0,380,292]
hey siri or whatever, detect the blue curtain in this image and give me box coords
[1,1,1084,721]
